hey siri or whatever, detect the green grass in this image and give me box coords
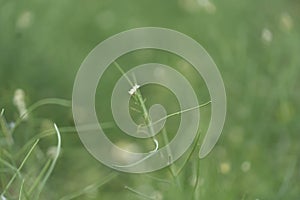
[1,0,300,199]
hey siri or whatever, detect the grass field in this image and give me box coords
[1,0,300,199]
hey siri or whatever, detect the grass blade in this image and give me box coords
[0,158,21,177]
[19,179,25,200]
[34,123,61,200]
[11,98,71,134]
[0,139,39,196]
[28,159,51,195]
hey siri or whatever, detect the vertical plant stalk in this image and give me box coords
[34,123,61,200]
[161,127,182,189]
[192,157,201,200]
[135,90,159,150]
[114,62,159,151]
[114,62,210,192]
[114,62,181,188]
[18,179,25,200]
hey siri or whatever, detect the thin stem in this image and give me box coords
[19,179,25,200]
[192,157,201,199]
[34,123,61,199]
[136,91,155,135]
[114,61,158,150]
[152,101,211,126]
[113,62,134,87]
[161,128,181,189]
[175,129,202,176]
[10,98,71,135]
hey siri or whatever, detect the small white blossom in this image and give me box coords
[261,28,273,44]
[128,84,140,96]
[13,89,28,120]
[16,11,33,29]
[8,122,16,130]
[241,161,251,172]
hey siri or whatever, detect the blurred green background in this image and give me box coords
[1,0,300,199]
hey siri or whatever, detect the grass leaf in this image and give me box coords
[34,123,62,200]
[0,139,39,197]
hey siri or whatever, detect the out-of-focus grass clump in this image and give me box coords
[1,0,300,199]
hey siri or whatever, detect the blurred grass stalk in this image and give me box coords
[0,98,66,199]
[114,61,210,199]
[0,96,118,199]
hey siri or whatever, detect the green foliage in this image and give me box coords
[1,0,300,199]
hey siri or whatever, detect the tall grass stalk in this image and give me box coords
[18,179,25,200]
[113,61,210,198]
[33,123,61,200]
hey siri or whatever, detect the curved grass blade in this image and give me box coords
[34,123,61,200]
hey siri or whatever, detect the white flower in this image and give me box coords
[13,89,28,120]
[261,28,273,44]
[241,161,251,172]
[128,84,140,96]
[16,11,33,29]
[8,122,16,130]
